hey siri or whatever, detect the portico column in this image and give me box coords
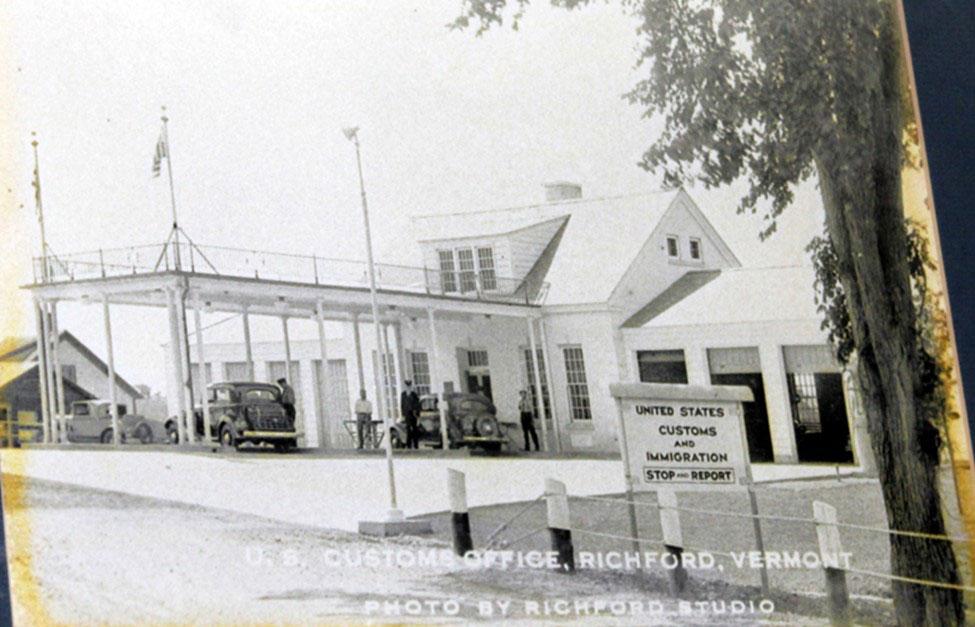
[426,307,449,449]
[526,315,549,452]
[194,305,213,443]
[102,294,121,447]
[538,315,562,453]
[176,291,196,444]
[242,308,254,381]
[166,288,187,444]
[314,302,331,449]
[391,322,405,399]
[49,302,66,443]
[33,299,51,444]
[758,343,799,463]
[41,304,57,442]
[351,313,366,395]
[381,323,399,418]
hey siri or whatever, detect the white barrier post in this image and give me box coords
[658,489,687,595]
[447,469,473,556]
[814,500,850,626]
[545,478,574,572]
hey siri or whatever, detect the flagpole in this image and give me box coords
[31,132,49,282]
[161,107,181,271]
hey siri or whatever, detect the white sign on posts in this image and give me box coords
[609,382,754,492]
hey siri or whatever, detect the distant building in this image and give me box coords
[0,332,142,441]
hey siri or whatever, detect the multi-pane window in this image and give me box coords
[522,348,551,419]
[438,250,457,293]
[689,238,702,260]
[666,236,679,258]
[436,247,497,294]
[563,346,592,421]
[467,350,489,368]
[477,247,497,290]
[224,361,250,381]
[410,352,431,396]
[457,249,477,292]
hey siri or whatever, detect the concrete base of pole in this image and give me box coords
[359,511,433,537]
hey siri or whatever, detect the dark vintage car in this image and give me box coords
[390,392,509,452]
[164,382,298,451]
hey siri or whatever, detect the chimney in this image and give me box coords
[543,181,583,202]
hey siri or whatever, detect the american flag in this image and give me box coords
[151,130,168,178]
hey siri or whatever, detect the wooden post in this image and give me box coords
[814,500,850,626]
[545,478,574,572]
[447,469,473,556]
[193,306,213,444]
[658,489,687,596]
[33,299,51,444]
[526,316,548,451]
[102,294,121,447]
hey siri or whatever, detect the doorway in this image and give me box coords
[458,349,492,401]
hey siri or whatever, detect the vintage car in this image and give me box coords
[65,400,160,444]
[390,392,509,452]
[165,382,298,451]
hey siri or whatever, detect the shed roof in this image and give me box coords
[624,265,821,328]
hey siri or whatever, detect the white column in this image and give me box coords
[758,343,799,463]
[351,313,366,395]
[242,308,254,381]
[281,315,299,436]
[685,345,710,386]
[49,302,66,443]
[381,323,399,418]
[314,302,331,449]
[33,299,51,444]
[102,295,120,447]
[166,289,187,444]
[194,306,213,443]
[176,292,196,443]
[426,307,449,449]
[391,322,405,399]
[527,315,549,452]
[41,304,57,441]
[538,316,562,453]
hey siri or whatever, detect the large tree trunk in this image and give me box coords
[814,7,963,623]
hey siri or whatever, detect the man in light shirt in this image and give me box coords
[354,389,373,449]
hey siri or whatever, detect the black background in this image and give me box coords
[902,1,975,434]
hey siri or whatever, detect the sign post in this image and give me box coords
[610,383,768,593]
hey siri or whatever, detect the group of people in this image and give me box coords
[353,379,423,449]
[287,375,543,452]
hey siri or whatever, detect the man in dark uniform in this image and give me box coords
[519,389,540,451]
[400,379,421,449]
[277,378,297,423]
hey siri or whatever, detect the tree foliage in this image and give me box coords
[455,0,966,623]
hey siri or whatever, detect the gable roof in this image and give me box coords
[414,190,690,305]
[625,265,822,328]
[0,362,96,400]
[0,331,142,400]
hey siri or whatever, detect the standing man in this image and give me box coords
[519,389,539,452]
[400,379,421,449]
[354,389,373,449]
[277,377,297,424]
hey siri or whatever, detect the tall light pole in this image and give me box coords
[344,126,401,521]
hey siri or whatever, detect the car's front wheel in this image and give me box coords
[135,424,153,444]
[219,424,237,449]
[166,422,179,445]
[100,429,114,444]
[390,430,404,449]
[274,438,296,453]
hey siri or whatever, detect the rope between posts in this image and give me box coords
[845,567,975,592]
[484,495,545,550]
[568,495,973,544]
[832,521,975,544]
[570,528,663,545]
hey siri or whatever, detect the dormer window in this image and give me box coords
[689,237,702,260]
[666,236,679,259]
[437,246,497,294]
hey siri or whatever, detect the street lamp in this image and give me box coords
[344,127,405,526]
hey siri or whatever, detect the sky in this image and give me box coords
[0,0,824,391]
